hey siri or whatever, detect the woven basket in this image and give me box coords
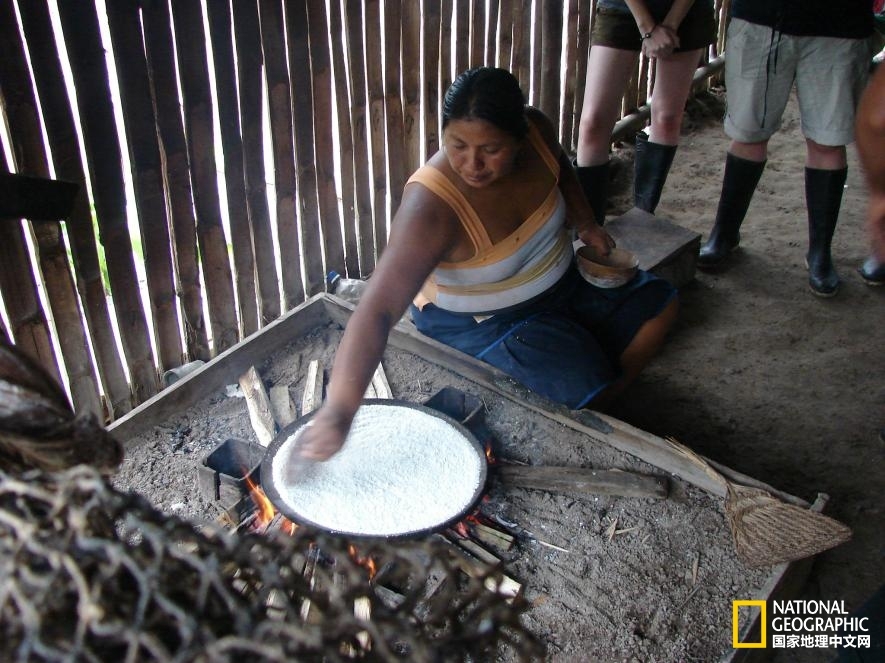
[666,438,852,568]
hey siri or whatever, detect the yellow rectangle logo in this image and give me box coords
[733,600,767,648]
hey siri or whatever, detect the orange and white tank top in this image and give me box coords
[409,122,571,315]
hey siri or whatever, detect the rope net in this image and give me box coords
[0,466,542,662]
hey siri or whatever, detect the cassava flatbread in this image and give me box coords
[270,403,486,536]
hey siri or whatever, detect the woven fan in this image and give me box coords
[664,437,851,568]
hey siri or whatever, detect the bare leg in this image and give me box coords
[588,296,679,410]
[576,46,639,166]
[647,49,705,145]
[805,139,847,170]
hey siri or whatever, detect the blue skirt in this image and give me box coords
[410,264,676,409]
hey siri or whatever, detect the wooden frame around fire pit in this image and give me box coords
[110,293,827,661]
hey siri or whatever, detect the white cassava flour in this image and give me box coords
[270,403,486,536]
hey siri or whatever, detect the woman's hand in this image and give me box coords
[577,223,616,257]
[641,24,679,59]
[294,405,353,461]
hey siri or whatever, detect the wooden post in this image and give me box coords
[55,0,159,401]
[170,0,239,353]
[206,0,258,337]
[16,1,132,416]
[257,0,304,310]
[140,0,210,362]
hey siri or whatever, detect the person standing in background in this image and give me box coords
[856,59,885,285]
[697,0,874,297]
[574,0,715,224]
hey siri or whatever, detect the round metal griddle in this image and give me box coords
[261,399,488,538]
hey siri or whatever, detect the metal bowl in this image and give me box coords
[576,244,639,288]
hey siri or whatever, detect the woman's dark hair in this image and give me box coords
[442,67,528,139]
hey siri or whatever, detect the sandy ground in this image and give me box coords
[606,87,884,662]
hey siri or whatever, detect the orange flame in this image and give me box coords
[484,442,496,464]
[348,544,377,579]
[245,474,275,525]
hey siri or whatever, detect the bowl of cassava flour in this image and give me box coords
[262,400,488,537]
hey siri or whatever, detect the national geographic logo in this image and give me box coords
[733,600,872,650]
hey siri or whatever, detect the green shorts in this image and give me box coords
[724,18,872,146]
[590,4,716,53]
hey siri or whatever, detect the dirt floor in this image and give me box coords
[605,88,885,662]
[113,88,883,662]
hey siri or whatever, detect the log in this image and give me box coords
[269,384,297,428]
[301,359,324,415]
[238,366,276,446]
[497,465,669,500]
[370,362,392,399]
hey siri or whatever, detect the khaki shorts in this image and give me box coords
[724,18,872,146]
[590,4,715,52]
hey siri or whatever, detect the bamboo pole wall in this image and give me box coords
[0,0,729,421]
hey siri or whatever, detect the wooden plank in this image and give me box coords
[496,0,514,70]
[364,0,388,253]
[439,0,453,104]
[258,0,303,310]
[454,0,469,74]
[343,0,375,274]
[0,9,102,416]
[422,0,442,158]
[232,0,280,325]
[206,0,258,336]
[510,0,530,91]
[327,0,360,277]
[370,362,393,399]
[560,0,580,150]
[269,384,297,428]
[106,0,183,370]
[0,173,78,221]
[306,0,346,281]
[469,0,484,67]
[382,0,406,216]
[170,0,239,353]
[141,0,210,362]
[498,465,669,499]
[109,295,330,441]
[301,359,324,415]
[239,366,276,446]
[539,0,563,123]
[15,0,132,416]
[605,208,701,269]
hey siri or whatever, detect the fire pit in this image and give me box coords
[111,294,829,662]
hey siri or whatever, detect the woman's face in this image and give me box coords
[443,118,521,189]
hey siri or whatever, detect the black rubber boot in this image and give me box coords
[633,132,677,213]
[858,256,885,286]
[573,159,609,226]
[805,167,847,297]
[698,153,766,269]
